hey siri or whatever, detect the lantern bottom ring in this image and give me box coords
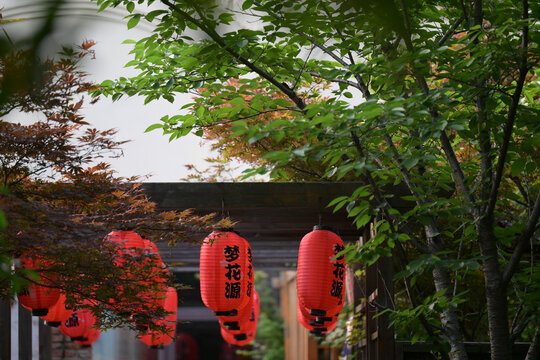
[45,321,61,327]
[233,334,247,341]
[32,309,49,317]
[215,310,237,316]
[308,309,326,316]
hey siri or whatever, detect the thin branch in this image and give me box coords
[292,68,362,90]
[486,0,530,217]
[502,190,540,288]
[438,17,464,47]
[292,46,314,90]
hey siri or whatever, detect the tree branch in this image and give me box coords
[502,189,540,288]
[292,68,362,90]
[162,0,306,111]
[486,0,530,218]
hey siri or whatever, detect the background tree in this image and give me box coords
[94,0,539,359]
[0,36,230,330]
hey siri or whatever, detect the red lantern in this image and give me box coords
[139,286,178,348]
[297,226,346,317]
[200,230,251,317]
[218,299,252,331]
[220,290,259,346]
[220,326,255,347]
[107,230,145,250]
[176,333,199,360]
[41,294,73,327]
[17,254,60,316]
[75,327,101,347]
[59,302,96,341]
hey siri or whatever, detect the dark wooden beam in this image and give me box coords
[142,182,415,271]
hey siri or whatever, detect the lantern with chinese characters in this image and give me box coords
[217,242,254,330]
[41,294,73,327]
[139,286,178,348]
[200,230,251,317]
[17,254,60,316]
[75,327,101,347]
[297,226,346,317]
[59,304,96,341]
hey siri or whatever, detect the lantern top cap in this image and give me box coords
[312,225,334,232]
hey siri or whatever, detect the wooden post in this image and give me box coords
[376,252,394,360]
[18,303,31,360]
[39,320,51,360]
[0,299,10,360]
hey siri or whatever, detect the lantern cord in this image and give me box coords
[221,198,225,220]
[318,195,323,226]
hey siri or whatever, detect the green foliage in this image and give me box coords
[93,0,540,358]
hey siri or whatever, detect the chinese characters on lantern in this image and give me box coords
[246,248,253,298]
[331,244,345,300]
[224,245,241,299]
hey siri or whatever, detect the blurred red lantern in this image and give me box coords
[297,226,346,317]
[200,230,251,317]
[220,326,255,347]
[17,254,60,316]
[41,294,73,327]
[218,299,252,331]
[107,230,145,250]
[176,333,199,360]
[220,290,259,346]
[139,286,178,348]
[59,302,96,341]
[75,327,101,347]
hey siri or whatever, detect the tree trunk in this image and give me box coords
[525,326,539,360]
[477,217,511,360]
[427,227,469,360]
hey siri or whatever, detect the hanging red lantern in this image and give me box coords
[220,326,255,347]
[139,286,178,348]
[17,254,60,316]
[217,242,254,330]
[200,230,251,317]
[75,327,101,347]
[59,302,97,341]
[220,290,259,346]
[297,226,346,317]
[40,294,73,327]
[107,230,146,250]
[176,333,199,360]
[218,298,252,331]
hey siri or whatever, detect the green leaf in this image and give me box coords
[328,196,349,207]
[510,157,526,176]
[242,0,254,10]
[229,97,245,105]
[401,158,419,169]
[127,14,141,29]
[126,2,134,13]
[145,123,164,133]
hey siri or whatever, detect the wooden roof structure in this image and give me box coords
[143,182,411,272]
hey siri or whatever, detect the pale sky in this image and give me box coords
[2,0,213,182]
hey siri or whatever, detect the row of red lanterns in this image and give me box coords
[16,230,176,348]
[200,229,259,346]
